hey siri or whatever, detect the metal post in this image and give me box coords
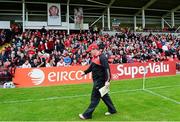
[22,0,25,32]
[134,16,137,32]
[107,7,110,30]
[102,14,104,30]
[161,18,164,30]
[143,66,147,90]
[171,12,175,28]
[26,11,28,22]
[142,9,145,29]
[67,3,70,35]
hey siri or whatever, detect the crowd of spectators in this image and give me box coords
[0,28,180,70]
[0,27,180,84]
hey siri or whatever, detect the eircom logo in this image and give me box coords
[28,69,45,85]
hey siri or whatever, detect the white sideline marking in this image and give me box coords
[147,84,180,90]
[0,85,180,104]
[0,88,142,104]
[110,88,142,94]
[144,89,180,104]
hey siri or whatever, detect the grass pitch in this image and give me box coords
[0,75,179,121]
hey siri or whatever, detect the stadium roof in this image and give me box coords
[0,0,180,19]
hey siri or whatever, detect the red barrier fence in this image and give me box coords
[13,61,176,88]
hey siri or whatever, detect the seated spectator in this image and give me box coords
[57,58,65,67]
[71,59,80,66]
[64,54,72,66]
[81,59,88,66]
[113,56,121,64]
[21,60,31,68]
[31,59,40,68]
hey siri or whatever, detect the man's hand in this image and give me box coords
[105,81,110,88]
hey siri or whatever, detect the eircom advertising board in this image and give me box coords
[13,61,176,88]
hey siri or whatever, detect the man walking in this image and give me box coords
[79,43,117,119]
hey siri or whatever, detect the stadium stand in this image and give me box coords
[0,29,179,70]
[0,0,180,85]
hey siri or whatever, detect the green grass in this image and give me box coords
[0,75,180,121]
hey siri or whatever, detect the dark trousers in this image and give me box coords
[83,86,117,118]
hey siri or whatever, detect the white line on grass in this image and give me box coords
[0,84,180,104]
[146,84,180,90]
[110,88,142,94]
[0,88,143,104]
[144,89,180,104]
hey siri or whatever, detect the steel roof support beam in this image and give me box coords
[25,2,107,8]
[86,0,107,6]
[135,0,157,29]
[161,18,172,28]
[135,0,157,15]
[161,18,164,30]
[90,16,102,27]
[162,5,180,28]
[26,10,28,22]
[83,8,103,11]
[162,5,180,18]
[0,12,166,18]
[102,14,105,30]
[0,0,22,3]
[134,16,137,32]
[107,7,110,30]
[142,9,145,29]
[22,0,25,32]
[1,1,179,13]
[67,0,70,34]
[175,26,180,32]
[0,7,179,13]
[171,12,175,27]
[103,0,116,30]
[110,6,139,10]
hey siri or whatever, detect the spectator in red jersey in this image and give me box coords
[38,41,45,52]
[45,38,55,53]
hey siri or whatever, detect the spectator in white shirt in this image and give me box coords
[22,60,31,68]
[162,44,169,51]
[81,59,88,66]
[57,58,65,67]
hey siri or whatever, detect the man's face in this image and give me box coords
[34,59,37,64]
[25,60,29,64]
[90,49,97,56]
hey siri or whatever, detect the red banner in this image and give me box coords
[111,61,176,80]
[13,66,92,88]
[13,61,176,88]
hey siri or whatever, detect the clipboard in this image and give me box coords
[99,86,110,97]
